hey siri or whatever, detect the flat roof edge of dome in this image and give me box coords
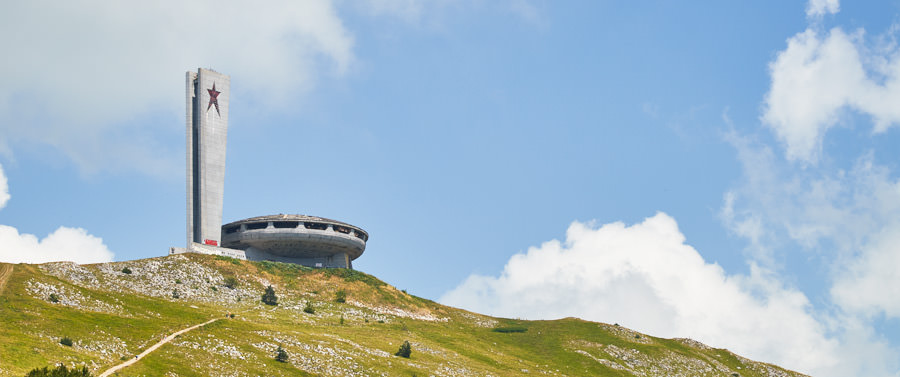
[222,214,367,236]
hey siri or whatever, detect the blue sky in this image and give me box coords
[2,0,900,375]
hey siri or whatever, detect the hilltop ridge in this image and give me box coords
[0,254,808,376]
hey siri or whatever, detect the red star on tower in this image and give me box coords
[207,83,221,115]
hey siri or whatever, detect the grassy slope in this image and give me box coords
[0,254,807,377]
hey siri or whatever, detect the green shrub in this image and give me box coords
[210,286,218,292]
[321,268,386,287]
[25,364,91,376]
[59,337,73,347]
[223,276,238,289]
[121,267,132,274]
[172,289,179,299]
[303,301,315,314]
[394,340,412,358]
[492,326,528,333]
[175,279,182,284]
[334,289,346,303]
[215,255,241,265]
[261,285,278,306]
[339,314,345,325]
[48,293,59,303]
[275,346,289,363]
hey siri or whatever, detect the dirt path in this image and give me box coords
[98,318,220,377]
[0,264,12,295]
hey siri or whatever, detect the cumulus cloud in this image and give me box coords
[0,226,114,265]
[764,24,900,163]
[441,213,843,375]
[0,0,355,175]
[0,164,113,264]
[807,0,839,17]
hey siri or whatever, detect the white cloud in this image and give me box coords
[441,212,845,375]
[718,133,900,375]
[764,25,900,163]
[0,0,355,175]
[0,163,113,264]
[0,226,114,265]
[832,222,900,317]
[807,0,839,17]
[0,163,8,210]
[722,131,900,316]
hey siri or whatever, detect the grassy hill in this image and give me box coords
[0,254,807,376]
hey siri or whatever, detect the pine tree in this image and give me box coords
[275,346,289,363]
[395,340,412,358]
[261,285,278,306]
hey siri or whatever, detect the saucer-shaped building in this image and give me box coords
[221,214,367,269]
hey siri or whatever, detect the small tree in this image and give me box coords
[303,301,315,314]
[261,285,278,306]
[172,289,179,299]
[48,293,60,303]
[59,337,73,347]
[121,267,132,274]
[275,346,289,363]
[223,276,238,289]
[334,289,346,303]
[395,340,411,358]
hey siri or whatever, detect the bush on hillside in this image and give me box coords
[25,364,91,377]
[261,285,278,306]
[215,255,241,265]
[334,289,346,303]
[275,346,289,363]
[395,340,412,358]
[303,301,315,314]
[48,293,59,303]
[121,267,132,274]
[223,276,238,289]
[59,337,73,347]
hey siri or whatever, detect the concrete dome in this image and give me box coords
[221,214,367,268]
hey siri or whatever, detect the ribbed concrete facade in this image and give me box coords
[186,68,230,248]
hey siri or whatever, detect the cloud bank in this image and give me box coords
[441,213,840,375]
[0,164,113,264]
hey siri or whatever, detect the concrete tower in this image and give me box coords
[186,68,230,248]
